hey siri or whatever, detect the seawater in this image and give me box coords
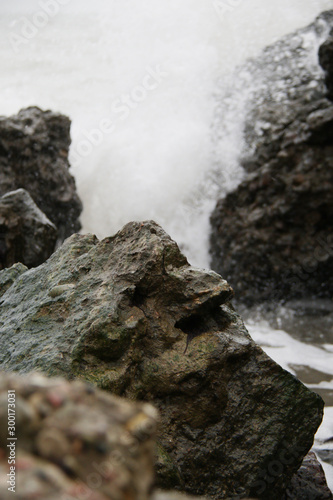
[1,0,333,491]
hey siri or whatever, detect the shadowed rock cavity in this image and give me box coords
[319,31,333,101]
[0,221,324,499]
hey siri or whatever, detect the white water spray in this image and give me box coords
[1,0,332,266]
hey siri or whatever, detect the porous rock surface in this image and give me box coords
[0,262,27,298]
[0,106,82,244]
[0,371,158,500]
[0,188,57,270]
[210,11,333,304]
[0,221,324,499]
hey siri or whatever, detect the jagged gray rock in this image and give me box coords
[0,221,324,499]
[0,189,57,270]
[0,106,82,244]
[210,11,333,305]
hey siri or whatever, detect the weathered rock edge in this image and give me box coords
[0,221,324,499]
[0,106,82,244]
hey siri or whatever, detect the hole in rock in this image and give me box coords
[132,286,145,307]
[175,312,216,353]
[175,314,209,337]
[175,307,230,353]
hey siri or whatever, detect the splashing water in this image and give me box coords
[1,0,333,266]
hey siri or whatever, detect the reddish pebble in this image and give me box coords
[16,457,33,470]
[47,391,64,408]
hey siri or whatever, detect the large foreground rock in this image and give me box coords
[0,106,82,243]
[210,11,333,304]
[0,188,57,270]
[0,221,324,499]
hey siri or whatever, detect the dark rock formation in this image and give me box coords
[283,452,333,500]
[0,371,158,500]
[210,11,333,305]
[0,189,57,270]
[0,220,324,499]
[0,106,82,244]
[319,33,333,101]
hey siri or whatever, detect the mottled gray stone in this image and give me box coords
[0,106,82,244]
[0,221,324,499]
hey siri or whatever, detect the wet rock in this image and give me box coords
[0,189,57,270]
[0,262,27,298]
[0,106,82,243]
[239,10,333,161]
[283,452,333,499]
[0,221,324,499]
[319,34,333,101]
[210,11,333,305]
[0,371,158,500]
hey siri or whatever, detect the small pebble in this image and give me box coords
[48,284,75,298]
